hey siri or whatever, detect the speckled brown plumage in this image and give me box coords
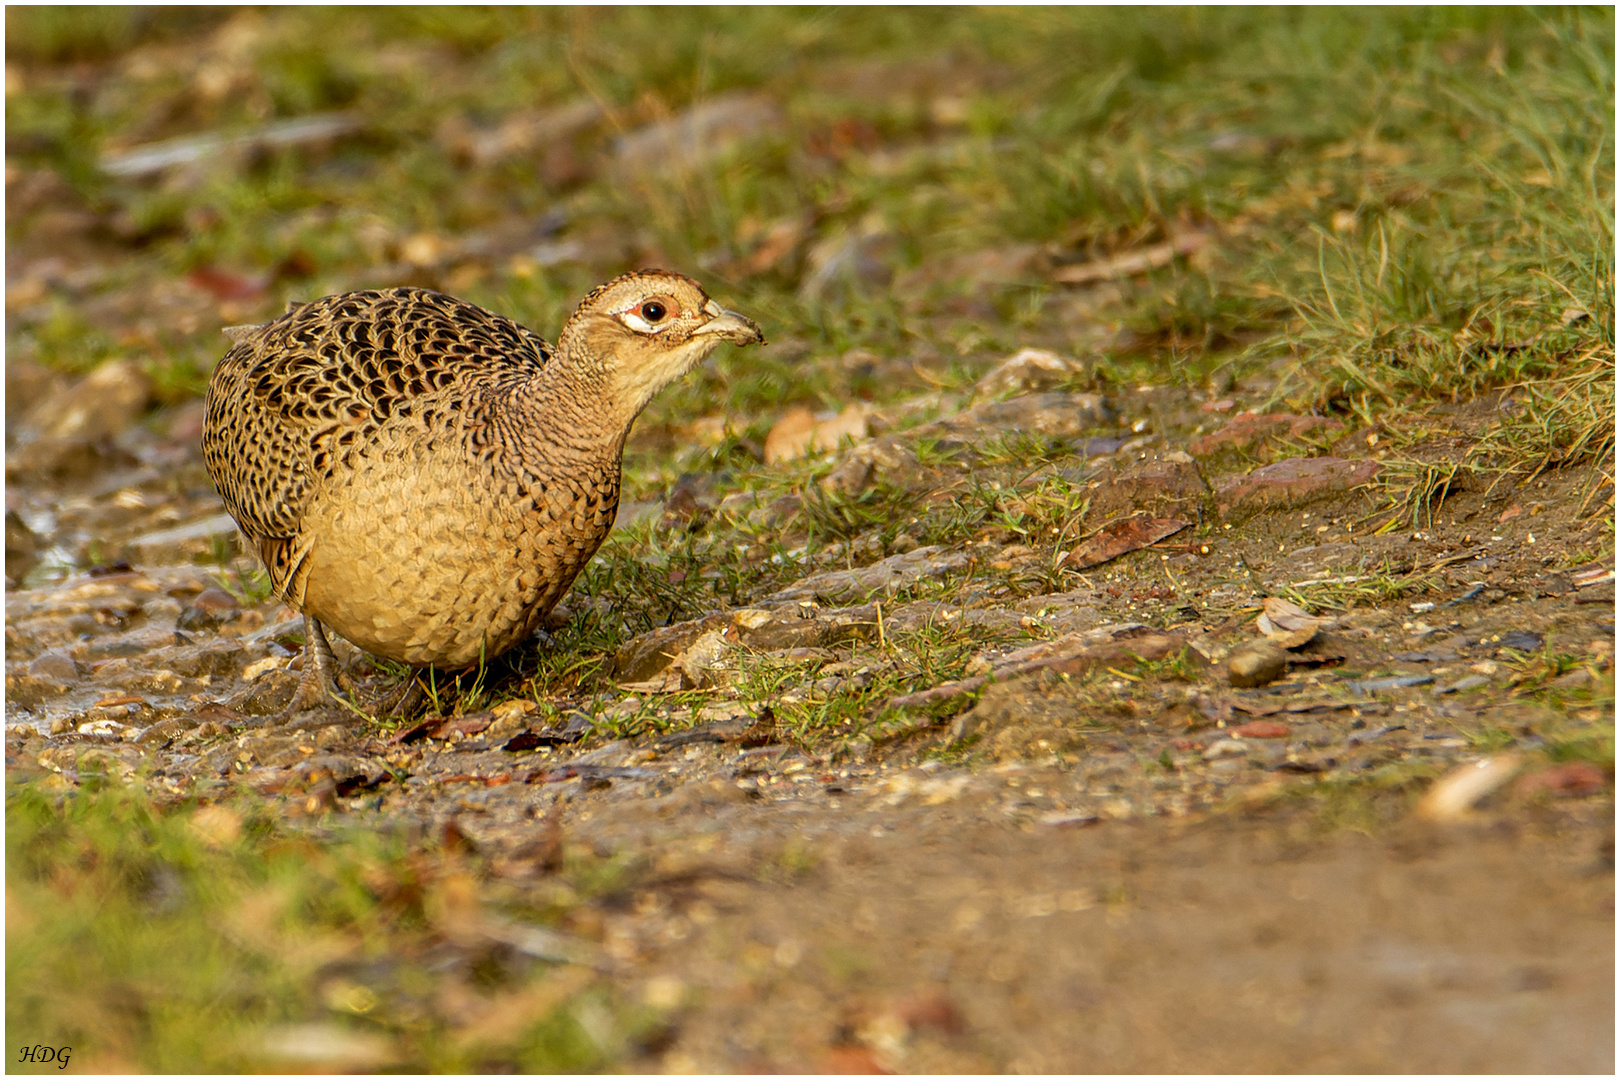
[202,271,761,708]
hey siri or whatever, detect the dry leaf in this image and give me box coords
[1414,754,1524,821]
[1063,515,1189,570]
[1261,596,1327,633]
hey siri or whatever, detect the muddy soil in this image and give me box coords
[6,368,1613,1072]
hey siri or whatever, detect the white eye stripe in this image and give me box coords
[620,311,659,333]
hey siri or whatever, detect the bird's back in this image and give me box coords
[203,286,553,561]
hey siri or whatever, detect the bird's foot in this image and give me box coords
[264,615,351,725]
[372,675,427,720]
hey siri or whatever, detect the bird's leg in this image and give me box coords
[372,673,427,719]
[271,614,346,721]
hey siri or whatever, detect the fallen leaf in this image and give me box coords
[1260,596,1326,633]
[1513,762,1608,799]
[1414,754,1524,821]
[763,407,816,463]
[1063,515,1190,570]
[763,404,872,463]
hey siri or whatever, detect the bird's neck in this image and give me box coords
[503,352,637,462]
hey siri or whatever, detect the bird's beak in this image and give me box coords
[694,300,765,346]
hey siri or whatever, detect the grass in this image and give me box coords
[5,777,666,1072]
[9,9,1612,445]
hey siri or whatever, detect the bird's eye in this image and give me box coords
[619,296,680,333]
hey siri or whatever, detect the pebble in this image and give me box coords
[1346,674,1434,694]
[28,651,79,681]
[1037,810,1101,828]
[242,656,286,681]
[1203,738,1249,761]
[1227,643,1287,688]
[1231,720,1290,739]
[77,719,135,739]
[1213,456,1380,519]
[819,456,874,497]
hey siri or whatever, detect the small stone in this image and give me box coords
[935,391,1113,441]
[28,651,79,681]
[178,585,243,631]
[1203,738,1249,761]
[491,698,538,722]
[1231,720,1291,739]
[1189,412,1344,458]
[1437,674,1491,695]
[487,700,538,741]
[1345,674,1434,694]
[613,619,715,683]
[889,532,921,555]
[765,546,972,605]
[820,455,873,497]
[1495,629,1544,652]
[6,510,39,585]
[1083,459,1207,520]
[136,718,184,747]
[242,655,286,681]
[78,718,135,738]
[191,585,243,613]
[314,725,352,749]
[1228,643,1288,688]
[1037,810,1101,828]
[970,348,1084,403]
[1214,456,1381,520]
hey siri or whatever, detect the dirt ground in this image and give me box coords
[7,379,1614,1073]
[615,803,1614,1073]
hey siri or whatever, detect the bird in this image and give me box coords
[201,270,763,717]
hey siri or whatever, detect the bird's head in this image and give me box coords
[559,269,763,419]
